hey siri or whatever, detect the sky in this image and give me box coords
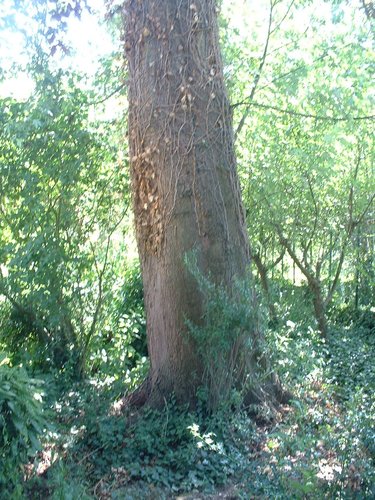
[0,0,291,99]
[0,0,115,98]
[0,0,367,100]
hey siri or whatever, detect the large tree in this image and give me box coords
[123,0,284,408]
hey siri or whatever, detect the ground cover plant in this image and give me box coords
[5,297,374,498]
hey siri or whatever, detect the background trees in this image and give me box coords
[224,0,374,334]
[0,54,132,375]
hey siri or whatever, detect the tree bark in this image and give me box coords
[251,252,278,324]
[309,278,328,339]
[123,0,283,408]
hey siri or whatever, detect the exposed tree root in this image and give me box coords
[119,371,292,418]
[121,377,151,410]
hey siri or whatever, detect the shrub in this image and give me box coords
[0,354,47,494]
[184,252,265,411]
[88,261,147,379]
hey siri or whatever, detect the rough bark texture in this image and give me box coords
[251,252,278,324]
[309,279,328,339]
[123,0,282,408]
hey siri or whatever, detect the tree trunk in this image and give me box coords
[309,278,328,339]
[252,252,278,324]
[123,0,283,408]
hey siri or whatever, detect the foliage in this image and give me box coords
[263,313,375,498]
[222,0,375,334]
[14,306,374,498]
[185,253,263,411]
[0,354,47,495]
[74,399,240,494]
[0,53,129,375]
[88,261,147,379]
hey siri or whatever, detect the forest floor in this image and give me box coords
[24,308,375,499]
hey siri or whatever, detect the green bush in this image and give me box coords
[329,303,375,336]
[0,354,47,494]
[88,261,147,379]
[184,253,261,411]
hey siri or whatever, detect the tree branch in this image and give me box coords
[79,202,130,373]
[255,41,355,94]
[88,82,127,106]
[234,0,274,140]
[303,173,319,263]
[275,227,314,282]
[270,0,296,35]
[231,100,375,122]
[324,149,374,306]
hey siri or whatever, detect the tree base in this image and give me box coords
[120,371,292,416]
[121,377,151,409]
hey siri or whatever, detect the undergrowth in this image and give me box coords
[3,305,374,498]
[0,355,47,497]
